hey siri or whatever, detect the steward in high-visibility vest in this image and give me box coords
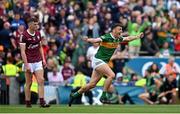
[2,57,20,104]
[2,57,19,86]
[70,69,93,105]
[2,58,19,77]
[71,71,88,88]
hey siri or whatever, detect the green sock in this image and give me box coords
[101,91,107,98]
[72,91,81,98]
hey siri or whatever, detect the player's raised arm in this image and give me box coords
[123,32,144,42]
[82,36,102,43]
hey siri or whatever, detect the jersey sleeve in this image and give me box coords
[100,34,106,41]
[119,36,124,42]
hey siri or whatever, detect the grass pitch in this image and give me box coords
[0,105,180,113]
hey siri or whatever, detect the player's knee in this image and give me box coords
[109,73,115,79]
[38,78,44,86]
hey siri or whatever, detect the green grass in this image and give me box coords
[0,105,180,113]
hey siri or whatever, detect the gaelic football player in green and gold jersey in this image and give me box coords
[69,23,143,106]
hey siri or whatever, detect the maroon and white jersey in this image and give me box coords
[13,30,23,47]
[20,30,42,63]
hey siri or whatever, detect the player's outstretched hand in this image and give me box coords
[42,60,47,68]
[82,36,88,42]
[139,32,144,38]
[25,63,31,72]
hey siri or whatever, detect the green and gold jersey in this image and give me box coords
[95,33,123,63]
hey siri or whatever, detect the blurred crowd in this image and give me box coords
[0,0,180,105]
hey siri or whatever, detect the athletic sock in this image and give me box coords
[39,98,45,105]
[101,91,107,98]
[25,100,31,106]
[72,91,81,98]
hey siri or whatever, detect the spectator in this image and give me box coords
[142,32,159,56]
[167,0,180,10]
[158,75,177,104]
[148,63,160,77]
[174,33,180,52]
[55,8,67,27]
[47,63,64,86]
[144,0,156,17]
[147,63,162,88]
[82,17,100,38]
[44,57,58,81]
[46,26,58,42]
[115,68,130,84]
[139,70,159,105]
[114,72,123,84]
[86,43,99,61]
[61,57,74,81]
[157,22,171,47]
[10,12,25,31]
[0,22,13,51]
[128,15,150,58]
[107,0,119,22]
[133,0,144,14]
[159,42,174,57]
[160,57,180,79]
[99,12,113,34]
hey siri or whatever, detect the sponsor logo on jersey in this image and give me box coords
[100,42,119,48]
[28,44,39,49]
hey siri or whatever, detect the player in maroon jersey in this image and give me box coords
[19,18,50,108]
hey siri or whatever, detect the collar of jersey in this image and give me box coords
[27,29,35,36]
[110,33,116,39]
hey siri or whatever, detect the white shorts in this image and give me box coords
[22,61,43,73]
[91,57,106,70]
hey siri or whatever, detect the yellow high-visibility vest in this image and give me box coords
[135,78,146,87]
[30,75,38,93]
[96,77,105,86]
[71,73,86,88]
[24,75,38,93]
[2,64,19,76]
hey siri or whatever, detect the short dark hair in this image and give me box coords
[111,23,123,31]
[27,17,38,24]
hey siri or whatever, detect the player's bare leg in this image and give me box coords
[34,69,50,108]
[69,70,102,106]
[79,70,102,93]
[25,71,32,107]
[95,64,115,103]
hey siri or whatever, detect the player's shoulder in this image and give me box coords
[100,33,111,39]
[35,31,42,38]
[22,30,28,37]
[35,31,41,35]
